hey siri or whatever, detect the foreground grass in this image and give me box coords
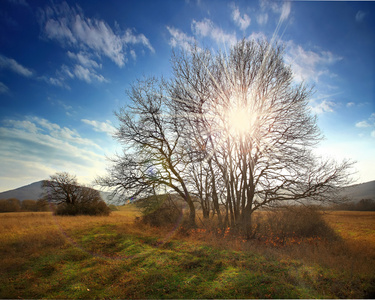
[0,209,374,298]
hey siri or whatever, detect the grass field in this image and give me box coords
[0,207,374,298]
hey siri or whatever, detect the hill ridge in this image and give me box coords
[0,179,374,203]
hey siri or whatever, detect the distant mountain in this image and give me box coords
[0,181,44,201]
[340,180,375,201]
[1,179,374,203]
[0,180,114,203]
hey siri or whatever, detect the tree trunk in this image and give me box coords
[186,196,196,228]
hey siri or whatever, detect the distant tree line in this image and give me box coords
[0,198,49,213]
[328,199,375,211]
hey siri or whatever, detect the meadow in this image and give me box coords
[0,207,374,299]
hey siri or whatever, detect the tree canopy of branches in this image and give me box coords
[43,172,109,216]
[98,39,353,235]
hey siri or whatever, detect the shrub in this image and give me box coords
[54,200,110,216]
[259,205,337,240]
[137,194,183,227]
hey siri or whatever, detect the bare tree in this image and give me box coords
[43,172,103,206]
[100,39,353,235]
[170,39,354,237]
[97,77,197,227]
[42,172,81,205]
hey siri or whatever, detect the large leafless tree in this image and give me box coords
[100,39,353,235]
[170,39,353,236]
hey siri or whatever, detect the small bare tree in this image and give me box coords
[43,172,108,215]
[42,172,81,205]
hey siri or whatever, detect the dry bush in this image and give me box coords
[256,206,338,241]
[137,194,183,227]
[55,200,110,216]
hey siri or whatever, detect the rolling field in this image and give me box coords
[0,208,374,298]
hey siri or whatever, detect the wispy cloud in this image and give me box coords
[0,116,107,190]
[67,51,101,69]
[230,4,251,31]
[81,119,116,136]
[256,13,268,25]
[166,26,196,51]
[284,41,342,83]
[0,54,33,77]
[280,1,291,22]
[259,0,290,22]
[355,113,375,138]
[0,82,10,94]
[355,10,367,22]
[38,1,154,68]
[6,0,29,7]
[73,65,107,84]
[356,120,371,128]
[310,99,336,114]
[346,102,355,108]
[191,18,237,46]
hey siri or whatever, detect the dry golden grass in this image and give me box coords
[323,211,375,248]
[0,208,374,298]
[177,210,375,278]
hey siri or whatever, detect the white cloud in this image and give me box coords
[38,1,153,68]
[248,32,267,41]
[31,117,101,148]
[67,51,101,69]
[122,29,154,53]
[166,26,196,51]
[355,121,371,128]
[346,102,355,108]
[280,1,291,22]
[231,4,251,31]
[0,116,109,191]
[355,10,367,22]
[0,118,110,190]
[257,13,268,25]
[310,100,335,114]
[130,50,136,60]
[0,54,33,77]
[355,113,375,138]
[284,41,342,83]
[72,64,107,84]
[259,0,291,22]
[0,82,9,94]
[192,18,237,46]
[81,119,116,136]
[5,120,39,134]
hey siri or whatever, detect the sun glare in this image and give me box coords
[227,108,252,135]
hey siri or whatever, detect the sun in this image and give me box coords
[226,108,253,135]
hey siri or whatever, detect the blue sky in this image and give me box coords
[0,0,374,192]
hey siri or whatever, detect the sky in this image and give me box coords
[0,0,374,192]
